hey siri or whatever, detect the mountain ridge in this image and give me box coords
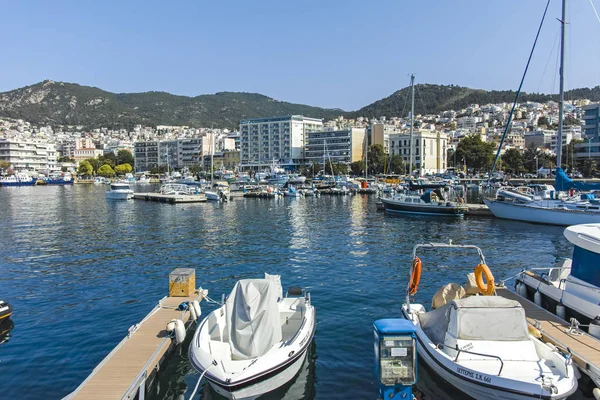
[1,80,600,130]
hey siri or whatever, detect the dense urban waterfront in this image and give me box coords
[0,185,588,399]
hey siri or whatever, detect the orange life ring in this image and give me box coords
[409,257,422,295]
[475,264,495,296]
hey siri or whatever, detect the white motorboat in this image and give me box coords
[189,275,315,400]
[105,181,134,200]
[514,223,600,387]
[401,242,577,399]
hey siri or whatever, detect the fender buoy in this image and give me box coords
[409,257,422,295]
[475,264,495,296]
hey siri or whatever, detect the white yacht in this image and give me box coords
[402,242,577,399]
[105,181,134,200]
[515,223,600,387]
[189,274,315,400]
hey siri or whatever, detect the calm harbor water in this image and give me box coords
[0,185,590,399]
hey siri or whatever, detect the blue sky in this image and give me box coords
[1,0,599,110]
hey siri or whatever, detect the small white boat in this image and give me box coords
[401,242,577,399]
[105,181,134,200]
[189,275,315,400]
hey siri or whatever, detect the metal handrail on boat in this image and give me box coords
[436,342,504,376]
[406,242,487,307]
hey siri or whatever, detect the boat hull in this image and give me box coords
[106,191,133,200]
[483,199,600,225]
[1,180,36,187]
[208,349,308,400]
[382,198,466,216]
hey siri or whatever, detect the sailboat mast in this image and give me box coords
[556,0,566,169]
[408,74,415,177]
[364,134,368,179]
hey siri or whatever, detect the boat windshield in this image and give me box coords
[571,246,600,287]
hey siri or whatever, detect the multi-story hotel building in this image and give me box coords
[239,115,323,170]
[305,128,366,166]
[388,130,448,175]
[0,139,58,171]
[134,139,202,171]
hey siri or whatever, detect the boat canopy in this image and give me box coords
[447,296,529,341]
[226,279,282,360]
[555,167,600,191]
[564,224,600,287]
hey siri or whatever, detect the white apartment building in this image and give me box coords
[239,115,323,169]
[0,139,58,171]
[304,128,366,166]
[388,130,448,175]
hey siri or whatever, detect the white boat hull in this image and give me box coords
[105,191,133,200]
[484,199,600,226]
[208,349,308,400]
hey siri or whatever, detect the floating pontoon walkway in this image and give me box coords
[133,193,207,203]
[497,287,600,382]
[65,290,206,400]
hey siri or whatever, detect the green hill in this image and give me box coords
[1,80,599,129]
[350,84,600,118]
[0,80,343,129]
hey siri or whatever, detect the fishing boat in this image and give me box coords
[0,173,36,187]
[105,181,134,200]
[401,242,578,399]
[188,274,315,400]
[0,300,12,321]
[484,0,600,226]
[43,172,74,185]
[381,189,468,216]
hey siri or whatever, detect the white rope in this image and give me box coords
[589,0,600,24]
[189,364,214,399]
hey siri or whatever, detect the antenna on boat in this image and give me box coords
[408,74,415,179]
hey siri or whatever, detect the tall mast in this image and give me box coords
[408,74,415,177]
[556,0,566,169]
[364,133,368,179]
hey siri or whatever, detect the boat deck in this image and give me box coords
[497,287,600,375]
[66,291,205,400]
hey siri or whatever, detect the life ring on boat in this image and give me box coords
[409,257,422,295]
[475,264,495,296]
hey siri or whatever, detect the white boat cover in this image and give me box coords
[447,296,529,341]
[226,279,283,360]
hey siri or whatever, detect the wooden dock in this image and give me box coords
[497,287,600,382]
[66,290,206,400]
[133,193,207,203]
[465,203,493,217]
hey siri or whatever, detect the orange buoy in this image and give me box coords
[409,257,422,295]
[475,263,495,296]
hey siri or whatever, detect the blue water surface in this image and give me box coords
[0,185,580,399]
